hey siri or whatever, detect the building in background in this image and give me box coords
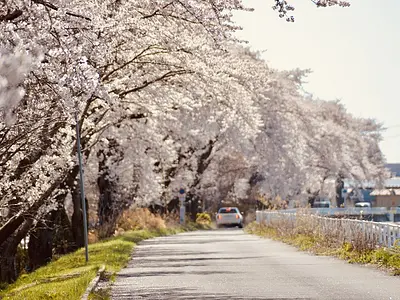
[341,164,400,208]
[371,188,400,207]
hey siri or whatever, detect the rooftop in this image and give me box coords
[370,189,400,196]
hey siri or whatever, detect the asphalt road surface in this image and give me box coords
[111,229,400,300]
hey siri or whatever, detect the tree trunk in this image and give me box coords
[71,183,88,248]
[97,139,124,238]
[336,177,345,207]
[0,240,18,283]
[0,173,67,247]
[27,201,75,272]
[97,171,118,238]
[28,221,53,271]
[0,220,33,283]
[189,196,200,221]
[27,179,79,272]
[52,207,75,254]
[97,168,113,227]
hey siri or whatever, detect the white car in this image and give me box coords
[216,207,243,228]
[355,202,371,208]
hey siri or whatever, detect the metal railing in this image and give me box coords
[270,207,400,216]
[256,210,400,248]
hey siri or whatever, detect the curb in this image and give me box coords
[81,264,105,300]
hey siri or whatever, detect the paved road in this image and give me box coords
[112,229,400,299]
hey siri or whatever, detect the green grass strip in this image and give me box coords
[0,227,191,300]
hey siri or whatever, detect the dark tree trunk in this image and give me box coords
[148,204,164,215]
[97,139,124,238]
[336,176,345,207]
[158,139,218,218]
[71,183,89,248]
[52,207,75,254]
[58,164,88,249]
[307,189,320,207]
[97,173,119,238]
[0,240,18,283]
[27,200,75,272]
[167,197,179,213]
[97,171,114,227]
[28,221,53,271]
[27,184,73,270]
[0,220,33,283]
[186,139,217,214]
[187,197,200,221]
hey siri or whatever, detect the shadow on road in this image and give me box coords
[133,250,220,257]
[112,286,314,300]
[118,269,238,278]
[126,262,210,268]
[138,239,257,245]
[131,256,264,264]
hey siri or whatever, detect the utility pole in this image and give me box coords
[75,108,89,262]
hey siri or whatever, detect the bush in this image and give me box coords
[195,212,211,225]
[163,211,180,227]
[244,210,256,225]
[88,229,99,244]
[116,208,166,232]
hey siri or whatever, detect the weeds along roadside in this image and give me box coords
[246,214,400,276]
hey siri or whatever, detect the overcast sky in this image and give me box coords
[233,0,400,163]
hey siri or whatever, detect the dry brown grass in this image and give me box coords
[163,211,180,227]
[88,230,99,244]
[254,212,379,253]
[244,210,256,225]
[90,208,205,241]
[116,208,167,232]
[88,209,182,241]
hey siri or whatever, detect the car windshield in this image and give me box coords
[313,202,330,208]
[219,208,238,214]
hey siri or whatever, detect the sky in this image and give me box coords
[233,0,400,163]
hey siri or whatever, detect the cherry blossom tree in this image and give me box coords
[0,0,385,285]
[272,0,351,22]
[0,0,259,281]
[180,48,386,210]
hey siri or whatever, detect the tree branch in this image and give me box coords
[118,69,191,98]
[0,174,66,247]
[32,0,91,21]
[0,9,23,22]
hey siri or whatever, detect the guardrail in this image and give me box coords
[256,210,400,248]
[272,207,400,215]
[263,207,400,222]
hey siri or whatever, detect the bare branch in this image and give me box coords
[117,69,192,98]
[32,0,91,21]
[0,9,23,22]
